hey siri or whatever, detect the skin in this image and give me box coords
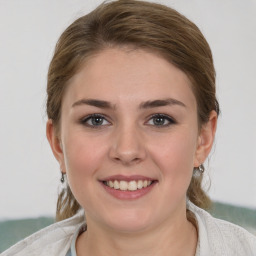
[47,47,217,256]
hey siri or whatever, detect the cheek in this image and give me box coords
[61,132,111,210]
[62,132,107,189]
[149,129,198,181]
[145,130,198,214]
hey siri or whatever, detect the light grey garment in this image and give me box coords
[1,210,85,256]
[65,224,86,256]
[2,202,256,256]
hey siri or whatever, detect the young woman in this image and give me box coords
[3,1,256,255]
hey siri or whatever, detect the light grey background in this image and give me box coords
[0,0,256,220]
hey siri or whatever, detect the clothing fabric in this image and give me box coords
[65,224,86,256]
[2,210,85,256]
[2,202,256,256]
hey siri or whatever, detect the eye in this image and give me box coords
[81,114,110,127]
[147,114,176,127]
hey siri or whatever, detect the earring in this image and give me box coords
[198,164,205,173]
[60,172,65,183]
[193,164,205,177]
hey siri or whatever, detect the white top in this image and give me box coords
[2,202,256,256]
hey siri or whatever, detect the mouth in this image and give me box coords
[100,175,157,200]
[102,179,155,191]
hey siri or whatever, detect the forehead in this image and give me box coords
[63,47,196,109]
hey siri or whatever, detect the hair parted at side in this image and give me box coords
[47,0,219,222]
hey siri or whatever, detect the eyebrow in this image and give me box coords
[72,99,115,109]
[139,98,186,109]
[72,98,186,109]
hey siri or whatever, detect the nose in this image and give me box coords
[109,124,146,165]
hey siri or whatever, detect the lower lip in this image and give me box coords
[101,182,156,200]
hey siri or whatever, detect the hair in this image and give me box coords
[46,0,219,222]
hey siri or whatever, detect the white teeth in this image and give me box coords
[119,181,128,190]
[106,180,153,191]
[109,180,114,188]
[128,181,137,191]
[137,180,143,189]
[114,180,119,189]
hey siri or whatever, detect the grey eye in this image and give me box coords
[152,116,167,126]
[147,114,175,127]
[90,116,104,126]
[82,114,110,127]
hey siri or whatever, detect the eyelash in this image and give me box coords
[80,113,176,128]
[146,114,176,127]
[80,114,111,128]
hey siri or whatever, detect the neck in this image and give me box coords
[76,212,198,256]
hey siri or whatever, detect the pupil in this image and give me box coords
[92,117,103,125]
[154,117,164,125]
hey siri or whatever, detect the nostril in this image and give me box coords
[113,156,142,165]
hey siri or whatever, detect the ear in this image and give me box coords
[46,119,66,173]
[194,111,218,167]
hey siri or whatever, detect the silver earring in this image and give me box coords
[198,164,205,173]
[193,164,205,177]
[60,172,65,183]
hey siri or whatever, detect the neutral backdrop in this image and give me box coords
[1,0,256,220]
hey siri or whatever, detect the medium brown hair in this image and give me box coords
[47,0,219,221]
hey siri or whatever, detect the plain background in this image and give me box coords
[0,0,256,220]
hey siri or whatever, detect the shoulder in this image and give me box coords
[2,211,85,256]
[189,202,256,256]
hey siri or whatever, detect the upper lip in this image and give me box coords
[100,175,156,182]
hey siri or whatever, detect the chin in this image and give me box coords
[101,209,155,233]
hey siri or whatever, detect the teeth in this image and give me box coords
[128,181,137,191]
[137,180,143,189]
[120,181,128,191]
[114,180,119,189]
[109,180,114,188]
[106,180,153,191]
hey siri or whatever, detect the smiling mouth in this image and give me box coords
[102,180,155,191]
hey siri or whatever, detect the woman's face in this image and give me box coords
[49,48,213,233]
